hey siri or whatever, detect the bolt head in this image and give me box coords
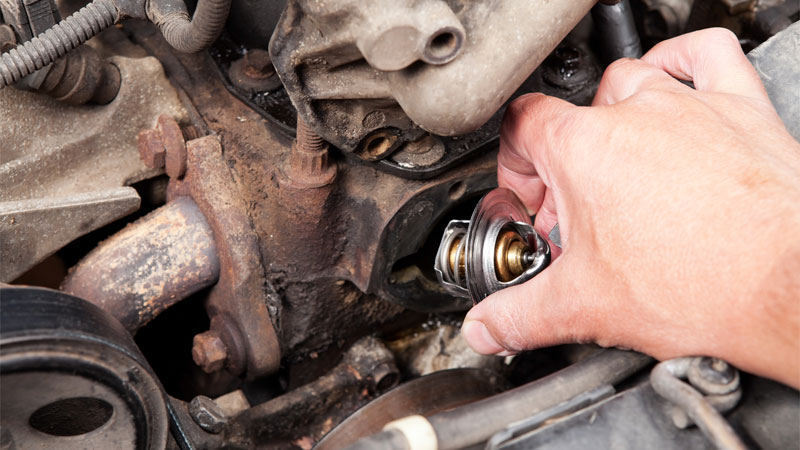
[137,129,166,169]
[189,395,228,434]
[156,115,187,179]
[243,49,275,79]
[192,331,228,373]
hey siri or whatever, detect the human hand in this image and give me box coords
[461,28,800,388]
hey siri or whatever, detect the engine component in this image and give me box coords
[317,368,508,450]
[0,0,121,104]
[435,188,551,303]
[0,53,186,282]
[592,0,644,62]
[0,0,233,87]
[0,286,170,449]
[62,196,220,333]
[223,336,400,448]
[269,0,597,158]
[651,357,746,450]
[345,349,653,450]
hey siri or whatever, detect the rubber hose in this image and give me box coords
[157,0,231,54]
[0,0,118,87]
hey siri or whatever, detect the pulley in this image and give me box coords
[434,188,551,303]
[0,286,170,450]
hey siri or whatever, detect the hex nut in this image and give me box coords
[189,395,228,434]
[137,129,166,169]
[192,331,228,373]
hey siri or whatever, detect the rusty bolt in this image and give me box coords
[192,330,228,373]
[137,115,192,178]
[243,49,275,79]
[285,118,337,188]
[138,129,166,169]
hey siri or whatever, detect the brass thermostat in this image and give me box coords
[434,188,551,303]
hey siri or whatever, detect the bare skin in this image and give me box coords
[461,28,800,389]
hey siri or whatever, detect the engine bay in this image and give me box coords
[1,0,799,448]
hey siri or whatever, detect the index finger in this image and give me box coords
[497,93,583,211]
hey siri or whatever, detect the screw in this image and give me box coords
[295,117,326,152]
[189,395,228,434]
[192,330,228,373]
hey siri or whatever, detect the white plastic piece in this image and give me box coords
[383,415,438,450]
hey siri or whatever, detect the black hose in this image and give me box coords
[430,349,652,449]
[592,0,643,63]
[155,0,231,54]
[0,0,118,87]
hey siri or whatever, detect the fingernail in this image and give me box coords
[462,320,506,355]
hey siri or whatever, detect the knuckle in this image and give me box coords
[703,27,740,48]
[604,57,641,80]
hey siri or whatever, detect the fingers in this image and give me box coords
[462,255,595,354]
[497,93,583,211]
[642,28,769,101]
[592,57,690,106]
[534,189,563,259]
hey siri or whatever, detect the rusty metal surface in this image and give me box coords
[62,197,220,333]
[0,54,186,280]
[316,368,508,450]
[122,22,497,363]
[173,135,281,378]
[225,336,399,449]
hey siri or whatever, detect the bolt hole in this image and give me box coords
[368,137,388,153]
[425,29,461,62]
[376,372,399,392]
[448,181,466,200]
[360,132,398,160]
[29,397,113,436]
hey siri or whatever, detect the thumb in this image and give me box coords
[461,255,595,355]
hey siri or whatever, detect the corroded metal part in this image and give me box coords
[224,336,399,448]
[61,197,220,333]
[174,136,281,378]
[0,54,186,280]
[127,22,495,364]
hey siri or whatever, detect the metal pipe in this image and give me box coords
[650,358,747,450]
[592,0,643,63]
[62,197,220,333]
[346,349,653,450]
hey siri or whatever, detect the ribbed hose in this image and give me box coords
[157,0,231,54]
[0,0,118,87]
